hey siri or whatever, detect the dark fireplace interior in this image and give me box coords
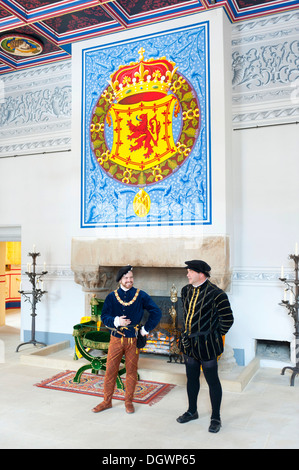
[256,339,290,361]
[141,295,183,356]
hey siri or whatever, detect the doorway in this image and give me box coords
[0,226,21,328]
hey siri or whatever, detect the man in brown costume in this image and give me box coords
[92,265,161,414]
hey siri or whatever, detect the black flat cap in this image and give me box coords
[116,265,133,282]
[185,260,211,274]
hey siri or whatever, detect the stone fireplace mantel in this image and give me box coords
[71,236,231,308]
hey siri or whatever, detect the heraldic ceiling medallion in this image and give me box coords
[90,47,200,217]
[0,34,43,57]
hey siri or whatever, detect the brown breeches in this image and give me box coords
[104,335,139,405]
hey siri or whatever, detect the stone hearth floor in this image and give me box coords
[1,314,299,449]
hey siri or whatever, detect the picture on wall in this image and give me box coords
[81,21,211,228]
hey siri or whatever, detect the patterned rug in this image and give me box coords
[35,370,176,406]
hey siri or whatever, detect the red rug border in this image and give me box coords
[34,370,176,406]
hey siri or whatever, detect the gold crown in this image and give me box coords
[109,48,177,103]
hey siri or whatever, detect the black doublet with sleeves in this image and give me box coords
[180,280,234,361]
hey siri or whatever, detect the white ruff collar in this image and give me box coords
[120,285,130,292]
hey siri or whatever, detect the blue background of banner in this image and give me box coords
[81,22,211,227]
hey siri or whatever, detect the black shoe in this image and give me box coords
[176,411,198,424]
[208,418,221,433]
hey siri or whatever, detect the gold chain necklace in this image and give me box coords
[114,289,140,306]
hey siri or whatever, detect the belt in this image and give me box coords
[109,324,140,338]
[184,328,212,338]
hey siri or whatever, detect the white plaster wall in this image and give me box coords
[232,124,299,268]
[229,123,299,364]
[228,282,294,364]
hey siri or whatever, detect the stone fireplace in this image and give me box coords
[71,235,230,295]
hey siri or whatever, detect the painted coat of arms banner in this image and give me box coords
[82,22,210,227]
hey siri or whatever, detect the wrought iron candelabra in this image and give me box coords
[16,248,48,352]
[279,251,299,386]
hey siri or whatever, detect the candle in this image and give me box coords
[43,262,46,271]
[296,243,298,256]
[281,266,284,278]
[284,289,287,301]
[19,281,22,291]
[33,244,36,253]
[41,281,44,291]
[27,263,31,273]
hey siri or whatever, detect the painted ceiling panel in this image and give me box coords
[116,0,194,16]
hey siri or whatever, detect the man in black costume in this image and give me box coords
[177,260,234,433]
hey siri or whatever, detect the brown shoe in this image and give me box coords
[125,402,135,414]
[92,401,112,413]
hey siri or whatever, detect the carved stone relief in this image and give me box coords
[0,60,72,157]
[232,12,299,128]
[73,267,115,292]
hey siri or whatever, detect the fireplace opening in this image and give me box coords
[256,339,290,362]
[140,295,183,357]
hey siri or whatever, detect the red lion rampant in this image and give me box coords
[127,113,161,159]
